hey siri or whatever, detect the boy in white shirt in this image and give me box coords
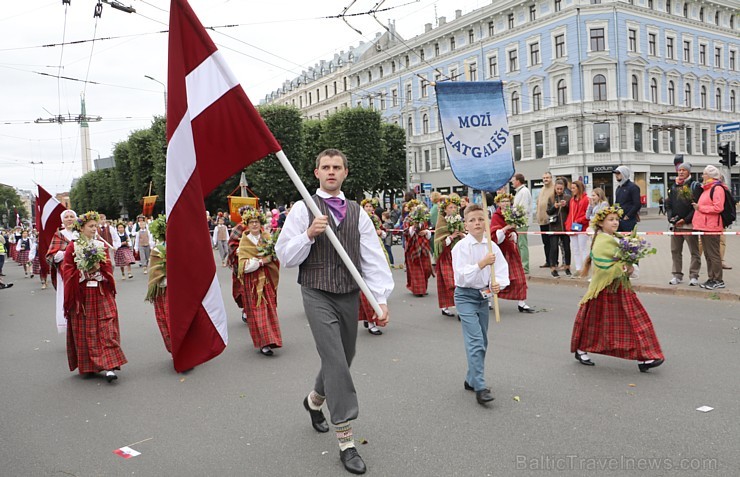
[451,203,510,405]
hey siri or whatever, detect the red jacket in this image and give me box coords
[565,195,589,231]
[692,181,726,232]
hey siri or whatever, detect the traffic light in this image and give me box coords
[718,143,729,166]
[729,150,738,167]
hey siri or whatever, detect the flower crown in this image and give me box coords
[241,207,266,225]
[494,192,514,204]
[149,214,167,242]
[75,211,101,231]
[404,199,423,212]
[590,204,624,228]
[361,198,380,209]
[439,195,461,213]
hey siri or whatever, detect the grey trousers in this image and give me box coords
[301,287,360,425]
[139,245,151,268]
[670,229,701,280]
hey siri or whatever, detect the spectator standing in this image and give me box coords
[665,162,702,286]
[535,172,555,268]
[613,166,642,232]
[692,165,727,290]
[511,173,532,275]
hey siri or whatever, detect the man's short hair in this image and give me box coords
[514,173,525,183]
[315,148,348,169]
[464,203,484,217]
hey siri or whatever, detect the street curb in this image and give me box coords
[528,276,740,301]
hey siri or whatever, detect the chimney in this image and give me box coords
[455,9,462,19]
[425,23,432,32]
[439,16,446,25]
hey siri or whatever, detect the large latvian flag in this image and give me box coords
[166,0,281,372]
[36,184,67,277]
[435,81,515,192]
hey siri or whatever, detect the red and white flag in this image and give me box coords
[36,184,67,276]
[166,0,281,372]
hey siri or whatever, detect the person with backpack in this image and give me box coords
[692,165,732,290]
[665,162,703,286]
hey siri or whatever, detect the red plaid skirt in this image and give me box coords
[435,248,455,308]
[152,293,172,353]
[17,249,29,265]
[230,271,244,308]
[571,285,664,361]
[498,245,527,301]
[9,244,17,261]
[405,238,432,295]
[32,256,42,275]
[66,285,127,373]
[114,246,136,268]
[241,272,282,349]
[358,293,378,325]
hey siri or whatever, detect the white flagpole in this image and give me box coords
[275,150,384,318]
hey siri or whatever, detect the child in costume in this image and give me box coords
[434,195,464,317]
[145,215,172,353]
[403,199,433,296]
[358,198,389,335]
[114,222,136,280]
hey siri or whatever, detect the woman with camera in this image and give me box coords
[546,179,572,278]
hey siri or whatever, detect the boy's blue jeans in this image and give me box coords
[454,287,490,392]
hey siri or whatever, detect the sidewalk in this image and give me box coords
[524,216,739,301]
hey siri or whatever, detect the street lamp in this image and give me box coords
[144,75,167,114]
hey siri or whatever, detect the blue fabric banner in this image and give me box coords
[435,81,515,192]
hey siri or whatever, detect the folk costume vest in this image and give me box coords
[138,229,150,247]
[298,195,362,294]
[98,225,113,245]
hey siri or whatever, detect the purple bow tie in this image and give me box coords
[323,196,346,223]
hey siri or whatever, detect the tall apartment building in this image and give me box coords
[265,0,739,206]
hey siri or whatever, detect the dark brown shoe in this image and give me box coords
[302,397,329,433]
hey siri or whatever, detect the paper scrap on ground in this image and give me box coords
[113,446,141,458]
[696,406,714,413]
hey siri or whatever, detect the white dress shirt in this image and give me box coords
[134,229,155,253]
[275,189,394,304]
[451,233,510,290]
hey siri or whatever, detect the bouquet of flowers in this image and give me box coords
[257,231,279,258]
[408,204,430,227]
[614,229,656,265]
[368,211,383,231]
[73,238,107,272]
[502,205,529,229]
[678,185,694,202]
[445,214,464,234]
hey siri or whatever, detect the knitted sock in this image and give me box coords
[335,422,355,451]
[307,390,325,410]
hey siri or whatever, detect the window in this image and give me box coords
[732,91,737,112]
[308,92,312,105]
[488,56,498,77]
[648,33,657,56]
[714,11,719,25]
[699,7,704,21]
[652,128,659,152]
[380,95,386,110]
[555,34,566,58]
[439,147,447,170]
[648,0,653,9]
[368,71,372,83]
[730,51,736,70]
[701,129,708,154]
[392,89,398,106]
[488,22,494,37]
[405,55,410,67]
[593,74,607,100]
[509,49,519,71]
[590,28,605,51]
[685,83,692,107]
[668,81,675,105]
[468,29,474,44]
[683,41,691,62]
[450,68,458,81]
[450,36,456,51]
[669,129,676,154]
[419,48,425,61]
[650,78,658,103]
[594,123,610,153]
[715,88,722,110]
[557,79,567,105]
[406,84,412,104]
[715,47,721,68]
[424,150,431,171]
[434,43,439,56]
[685,128,692,154]
[508,13,514,29]
[530,42,540,65]
[532,86,542,111]
[511,91,520,115]
[631,75,639,100]
[556,126,569,155]
[683,3,688,17]
[356,76,361,87]
[325,85,328,98]
[513,135,522,161]
[333,81,338,95]
[469,63,477,81]
[666,0,672,14]
[554,0,561,13]
[529,5,536,21]
[391,61,396,73]
[407,117,413,137]
[629,29,637,52]
[634,123,643,152]
[422,114,429,134]
[421,79,428,98]
[535,131,544,158]
[700,44,707,65]
[666,37,674,59]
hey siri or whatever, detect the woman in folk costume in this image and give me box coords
[434,195,465,317]
[403,199,434,296]
[28,231,48,289]
[16,229,33,277]
[358,198,389,335]
[63,211,127,382]
[10,227,21,262]
[145,215,171,353]
[114,222,136,280]
[47,210,79,333]
[228,205,252,324]
[237,207,282,356]
[571,206,664,372]
[489,193,535,313]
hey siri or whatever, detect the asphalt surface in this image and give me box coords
[1,251,739,477]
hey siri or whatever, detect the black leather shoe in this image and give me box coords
[241,312,247,324]
[105,371,118,383]
[339,447,366,474]
[518,305,535,313]
[575,352,595,366]
[368,327,383,336]
[303,397,329,433]
[441,308,455,317]
[464,381,474,392]
[476,388,495,404]
[260,347,274,356]
[638,358,664,373]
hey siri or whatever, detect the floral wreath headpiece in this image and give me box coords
[439,195,461,214]
[75,211,101,231]
[361,198,380,209]
[241,207,266,225]
[404,199,422,212]
[590,204,624,228]
[494,193,514,204]
[149,214,167,243]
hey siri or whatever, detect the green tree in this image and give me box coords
[0,185,28,228]
[300,119,326,190]
[377,122,407,196]
[70,169,120,216]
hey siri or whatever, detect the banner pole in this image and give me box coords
[275,150,384,318]
[480,193,501,323]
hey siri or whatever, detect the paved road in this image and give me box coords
[1,253,738,476]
